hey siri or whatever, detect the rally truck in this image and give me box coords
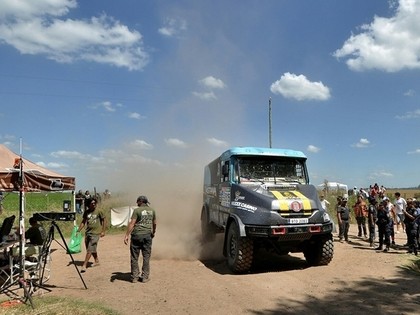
[201,147,333,273]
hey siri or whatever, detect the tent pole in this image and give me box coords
[18,148,26,280]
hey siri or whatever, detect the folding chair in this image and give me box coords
[0,242,20,298]
[23,241,52,294]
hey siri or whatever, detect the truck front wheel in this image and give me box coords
[226,222,253,273]
[304,236,334,266]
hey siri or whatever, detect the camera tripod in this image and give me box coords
[36,220,88,291]
[0,221,87,308]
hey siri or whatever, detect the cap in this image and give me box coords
[137,195,149,204]
[383,197,389,201]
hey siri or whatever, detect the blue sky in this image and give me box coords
[1,0,420,196]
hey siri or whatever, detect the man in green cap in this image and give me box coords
[124,195,157,283]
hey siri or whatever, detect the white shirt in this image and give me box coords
[394,197,407,215]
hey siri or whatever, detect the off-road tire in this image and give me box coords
[201,207,216,243]
[226,222,253,273]
[304,237,334,266]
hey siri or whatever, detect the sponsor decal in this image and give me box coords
[234,190,245,202]
[290,200,302,212]
[220,187,231,207]
[231,201,257,213]
[205,186,217,197]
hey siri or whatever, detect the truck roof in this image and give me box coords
[220,147,307,159]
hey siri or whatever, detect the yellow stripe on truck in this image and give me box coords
[271,191,289,211]
[271,190,312,213]
[290,191,312,210]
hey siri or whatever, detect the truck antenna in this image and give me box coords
[269,97,272,148]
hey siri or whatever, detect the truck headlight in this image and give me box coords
[323,213,331,222]
[271,199,280,210]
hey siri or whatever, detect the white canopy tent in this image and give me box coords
[318,182,348,193]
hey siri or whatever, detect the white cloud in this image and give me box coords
[158,17,187,37]
[192,91,217,101]
[0,2,149,71]
[334,0,420,72]
[270,72,331,101]
[207,137,228,147]
[0,0,77,19]
[165,138,188,148]
[352,138,370,148]
[51,150,87,159]
[199,76,226,89]
[404,89,415,96]
[307,145,320,153]
[369,171,394,179]
[128,112,145,120]
[100,101,117,112]
[129,139,153,150]
[408,148,420,154]
[395,108,420,119]
[193,76,226,100]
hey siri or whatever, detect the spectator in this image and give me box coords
[75,189,84,214]
[124,195,157,283]
[84,190,92,212]
[77,198,106,272]
[353,195,368,239]
[376,202,391,252]
[103,189,111,200]
[26,216,46,246]
[337,197,350,243]
[24,216,47,257]
[320,195,330,211]
[383,197,396,246]
[367,198,377,247]
[403,200,419,255]
[379,185,386,199]
[394,192,407,234]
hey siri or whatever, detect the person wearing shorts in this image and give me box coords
[77,197,106,272]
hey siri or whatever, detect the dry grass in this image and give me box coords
[0,296,120,315]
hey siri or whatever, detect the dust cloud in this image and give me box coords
[102,147,225,262]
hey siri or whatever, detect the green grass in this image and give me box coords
[0,192,128,237]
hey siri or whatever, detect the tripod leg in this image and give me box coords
[19,277,34,309]
[38,225,54,288]
[53,222,88,289]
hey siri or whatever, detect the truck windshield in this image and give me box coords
[236,156,307,185]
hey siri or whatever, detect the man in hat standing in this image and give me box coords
[124,195,157,283]
[337,197,350,242]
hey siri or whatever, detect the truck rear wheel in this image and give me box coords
[226,222,253,273]
[304,237,334,266]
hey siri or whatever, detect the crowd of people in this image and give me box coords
[75,189,111,215]
[334,184,419,256]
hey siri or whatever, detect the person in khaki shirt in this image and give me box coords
[353,195,368,238]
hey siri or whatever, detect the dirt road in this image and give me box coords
[45,225,419,315]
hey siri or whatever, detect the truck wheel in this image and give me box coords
[201,208,215,243]
[226,222,253,273]
[304,237,334,266]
